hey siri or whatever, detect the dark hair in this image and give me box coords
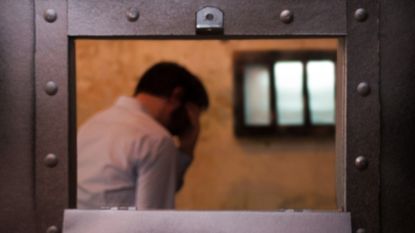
[134,62,209,109]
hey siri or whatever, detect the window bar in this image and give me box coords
[268,58,278,129]
[302,58,311,129]
[234,60,245,134]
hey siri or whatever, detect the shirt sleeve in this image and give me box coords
[134,136,177,209]
[176,151,193,192]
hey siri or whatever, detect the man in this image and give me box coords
[77,62,209,209]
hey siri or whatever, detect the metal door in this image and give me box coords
[1,0,414,233]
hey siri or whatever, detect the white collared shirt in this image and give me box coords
[77,96,191,209]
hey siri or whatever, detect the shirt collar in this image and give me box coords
[114,96,149,115]
[114,96,172,137]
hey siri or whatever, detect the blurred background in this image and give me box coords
[76,39,337,210]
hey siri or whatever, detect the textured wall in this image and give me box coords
[76,39,337,210]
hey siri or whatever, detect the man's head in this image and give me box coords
[134,62,209,135]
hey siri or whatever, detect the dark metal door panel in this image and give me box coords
[380,1,415,232]
[63,210,351,233]
[68,0,346,37]
[0,0,36,232]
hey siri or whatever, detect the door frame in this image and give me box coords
[33,1,380,233]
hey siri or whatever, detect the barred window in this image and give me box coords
[234,51,336,136]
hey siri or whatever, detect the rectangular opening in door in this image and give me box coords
[75,38,339,211]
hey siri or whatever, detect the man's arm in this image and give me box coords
[175,151,193,191]
[134,137,177,209]
[176,104,202,191]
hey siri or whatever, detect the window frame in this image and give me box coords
[234,51,337,137]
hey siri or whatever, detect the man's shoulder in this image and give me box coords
[78,102,171,142]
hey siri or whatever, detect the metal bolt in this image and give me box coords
[354,8,368,22]
[126,8,139,22]
[280,10,294,24]
[44,81,58,96]
[355,156,369,170]
[46,225,59,233]
[356,228,366,233]
[44,9,58,23]
[44,154,58,168]
[357,82,371,96]
[205,13,214,21]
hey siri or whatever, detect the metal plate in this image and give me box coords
[196,6,224,34]
[68,0,346,37]
[345,0,380,233]
[35,1,69,232]
[63,210,351,233]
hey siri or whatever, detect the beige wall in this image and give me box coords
[76,39,338,210]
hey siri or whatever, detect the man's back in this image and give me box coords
[77,96,177,209]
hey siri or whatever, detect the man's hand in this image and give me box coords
[178,103,202,156]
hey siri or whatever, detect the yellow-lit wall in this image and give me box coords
[76,39,337,210]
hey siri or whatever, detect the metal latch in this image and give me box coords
[196,6,224,35]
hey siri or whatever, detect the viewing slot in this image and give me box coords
[75,39,339,211]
